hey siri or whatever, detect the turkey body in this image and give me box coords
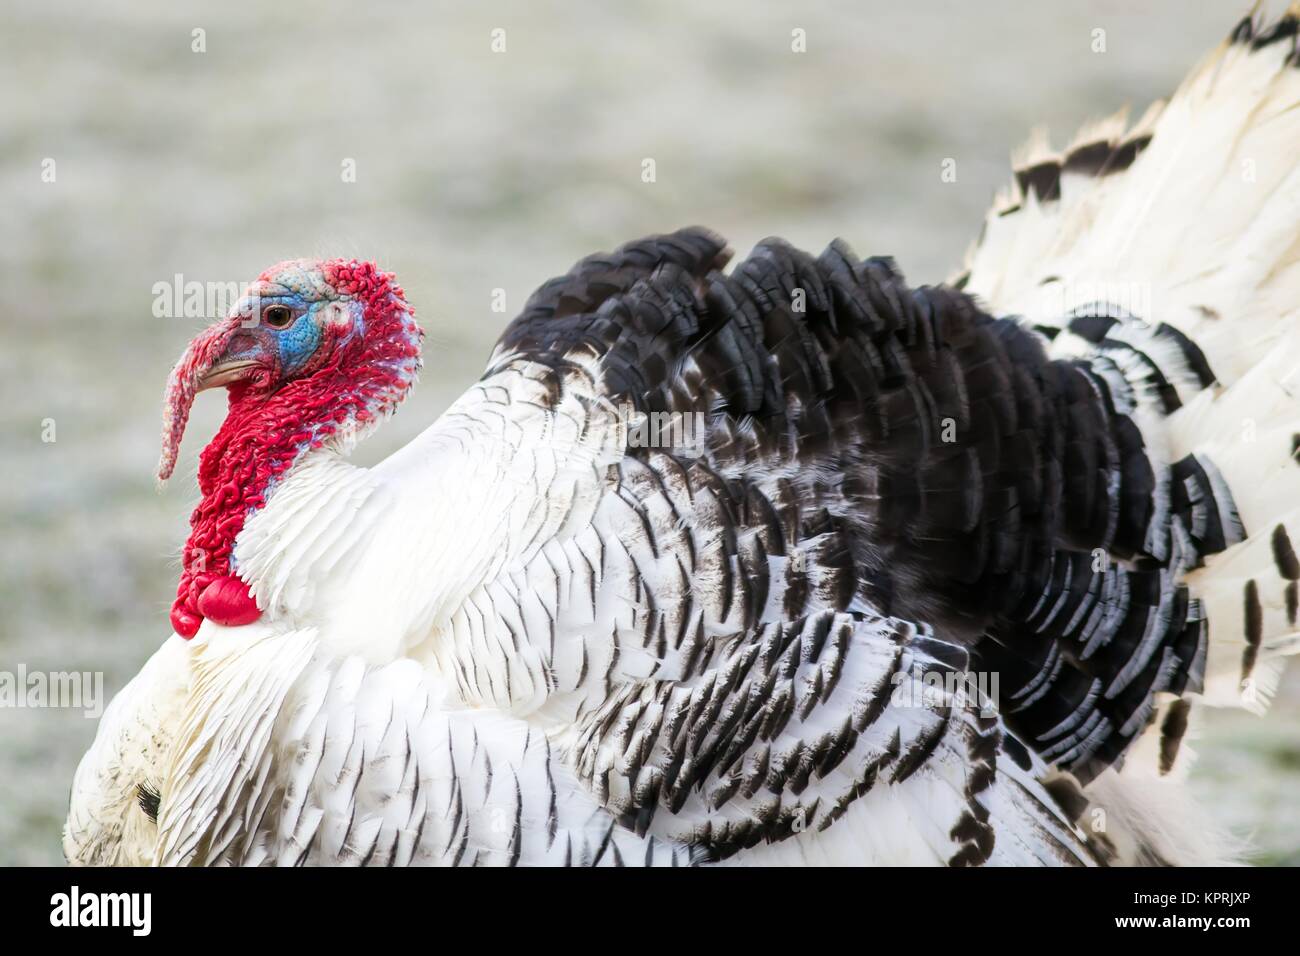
[67,12,1300,866]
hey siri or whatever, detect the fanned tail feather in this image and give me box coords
[961,7,1300,837]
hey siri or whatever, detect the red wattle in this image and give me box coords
[197,575,263,628]
[171,605,202,639]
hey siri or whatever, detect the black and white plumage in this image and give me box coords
[67,11,1300,866]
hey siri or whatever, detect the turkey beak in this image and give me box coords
[196,360,261,390]
[157,319,242,484]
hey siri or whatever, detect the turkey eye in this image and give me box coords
[263,305,294,329]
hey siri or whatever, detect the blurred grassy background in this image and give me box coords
[2,0,1297,864]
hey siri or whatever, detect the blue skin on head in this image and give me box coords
[274,302,323,375]
[225,291,330,377]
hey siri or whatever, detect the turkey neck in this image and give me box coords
[173,332,419,635]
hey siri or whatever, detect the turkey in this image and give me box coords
[67,10,1300,866]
